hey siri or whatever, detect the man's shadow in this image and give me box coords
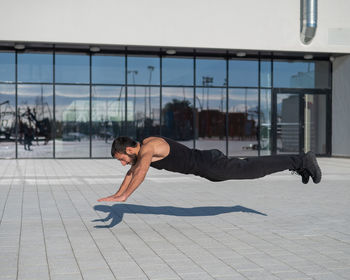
[92,204,267,228]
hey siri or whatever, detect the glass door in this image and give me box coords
[272,89,330,155]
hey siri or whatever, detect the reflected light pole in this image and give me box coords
[147,66,154,119]
[127,70,138,122]
[202,76,213,110]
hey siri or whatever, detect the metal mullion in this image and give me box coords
[53,49,56,158]
[125,48,128,136]
[225,52,229,156]
[17,82,54,85]
[87,83,125,87]
[159,84,194,88]
[160,53,163,136]
[258,53,261,156]
[89,54,92,158]
[53,82,90,86]
[300,95,305,154]
[15,52,18,158]
[270,56,274,155]
[193,52,196,149]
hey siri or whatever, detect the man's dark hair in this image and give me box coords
[111,136,138,157]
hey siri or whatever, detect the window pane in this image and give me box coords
[304,94,327,154]
[162,87,194,148]
[55,54,89,83]
[18,53,53,83]
[127,86,160,140]
[91,86,125,157]
[92,55,125,84]
[273,60,331,89]
[260,89,272,155]
[163,58,193,86]
[229,59,258,87]
[196,58,226,86]
[195,87,226,153]
[260,60,272,88]
[55,85,90,157]
[127,57,160,85]
[17,85,53,158]
[0,84,16,158]
[0,52,15,82]
[228,88,258,156]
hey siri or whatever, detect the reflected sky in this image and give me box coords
[18,53,53,83]
[92,55,125,84]
[274,61,315,88]
[0,52,15,82]
[127,56,160,85]
[55,54,89,83]
[196,58,226,86]
[163,58,193,85]
[0,52,331,89]
[229,59,258,87]
[229,89,259,124]
[196,87,226,111]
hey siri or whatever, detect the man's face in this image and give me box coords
[114,151,137,166]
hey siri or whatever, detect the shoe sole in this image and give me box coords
[307,152,322,184]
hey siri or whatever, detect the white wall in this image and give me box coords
[332,55,350,157]
[0,0,350,53]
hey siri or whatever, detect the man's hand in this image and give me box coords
[97,194,127,202]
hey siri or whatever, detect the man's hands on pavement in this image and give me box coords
[97,194,127,202]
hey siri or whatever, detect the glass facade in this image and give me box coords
[0,50,332,158]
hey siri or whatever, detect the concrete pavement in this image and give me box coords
[0,157,349,280]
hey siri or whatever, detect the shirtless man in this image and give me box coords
[98,136,322,202]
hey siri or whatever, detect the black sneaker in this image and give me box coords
[296,168,310,184]
[302,151,322,184]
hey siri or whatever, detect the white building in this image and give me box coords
[0,0,349,158]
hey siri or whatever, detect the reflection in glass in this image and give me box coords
[0,84,16,158]
[17,85,53,158]
[260,89,272,155]
[195,87,226,153]
[55,54,89,84]
[0,52,15,82]
[55,85,90,157]
[229,59,258,87]
[127,57,160,85]
[18,53,53,83]
[274,60,331,89]
[228,89,258,156]
[127,86,160,141]
[163,58,193,86]
[92,55,125,84]
[196,58,226,87]
[162,87,194,148]
[304,94,327,154]
[91,86,125,157]
[276,93,300,154]
[260,60,272,88]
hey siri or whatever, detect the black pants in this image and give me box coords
[201,150,303,182]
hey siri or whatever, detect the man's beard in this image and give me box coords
[126,152,138,165]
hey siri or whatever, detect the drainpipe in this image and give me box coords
[300,0,317,44]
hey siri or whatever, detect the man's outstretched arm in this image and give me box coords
[119,150,153,201]
[97,169,133,202]
[98,146,154,202]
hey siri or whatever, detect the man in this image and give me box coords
[98,136,321,202]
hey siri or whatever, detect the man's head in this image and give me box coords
[111,136,139,166]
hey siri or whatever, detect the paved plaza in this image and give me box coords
[0,157,350,280]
